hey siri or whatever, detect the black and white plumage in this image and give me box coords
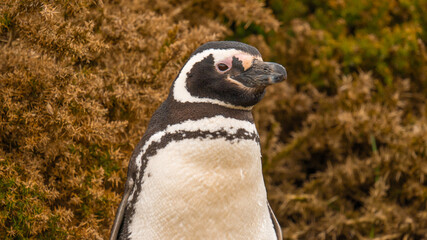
[110,41,287,240]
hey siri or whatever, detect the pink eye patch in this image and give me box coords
[215,53,262,73]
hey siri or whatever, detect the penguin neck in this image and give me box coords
[164,94,254,125]
[181,103,252,120]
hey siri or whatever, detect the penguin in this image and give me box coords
[110,41,287,240]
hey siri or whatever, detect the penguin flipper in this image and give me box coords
[268,202,282,240]
[110,179,134,240]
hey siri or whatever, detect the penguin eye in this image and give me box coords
[216,63,230,72]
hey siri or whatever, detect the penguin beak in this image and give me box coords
[232,59,287,89]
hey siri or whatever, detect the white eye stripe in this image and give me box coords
[211,49,243,65]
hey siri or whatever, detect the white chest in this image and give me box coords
[128,136,276,240]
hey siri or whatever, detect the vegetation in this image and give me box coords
[1,0,426,239]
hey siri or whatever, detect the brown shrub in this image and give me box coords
[0,0,277,239]
[257,72,427,239]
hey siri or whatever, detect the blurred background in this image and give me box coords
[1,0,426,239]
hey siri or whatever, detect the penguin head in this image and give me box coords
[172,41,287,109]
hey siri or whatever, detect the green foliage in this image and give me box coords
[269,0,427,90]
[0,157,68,239]
[1,0,426,239]
[0,13,12,32]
